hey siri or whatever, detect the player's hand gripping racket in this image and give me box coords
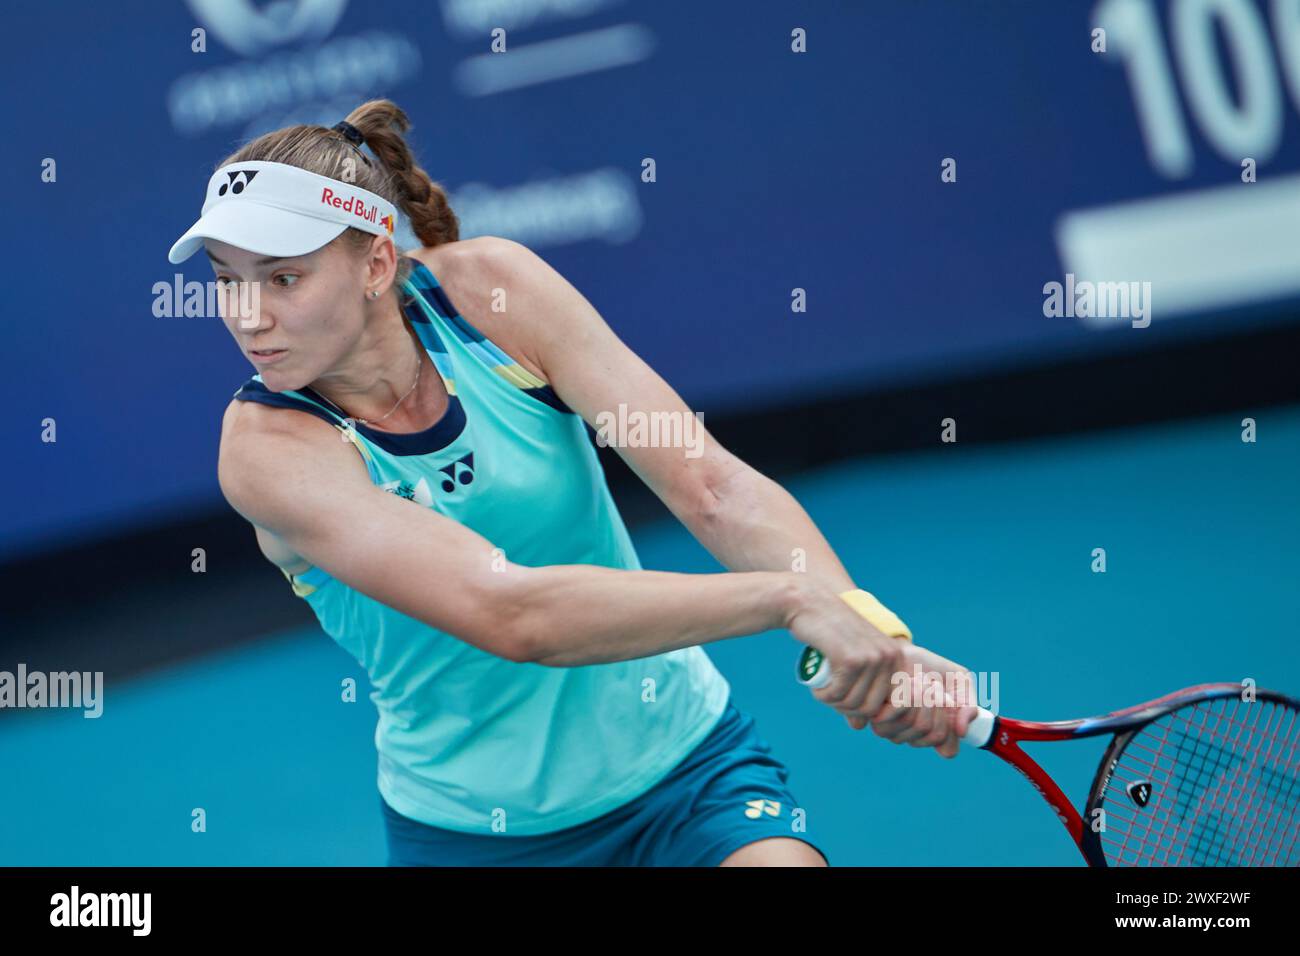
[798,648,1299,866]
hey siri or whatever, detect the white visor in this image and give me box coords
[168,160,399,264]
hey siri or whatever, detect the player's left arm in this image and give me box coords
[470,236,856,591]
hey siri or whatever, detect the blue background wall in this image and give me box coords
[6,0,1300,559]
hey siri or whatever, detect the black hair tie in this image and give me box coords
[332,121,365,146]
[331,121,372,167]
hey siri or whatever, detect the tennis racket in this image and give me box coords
[798,649,1300,866]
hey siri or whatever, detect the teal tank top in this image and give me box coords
[232,257,730,834]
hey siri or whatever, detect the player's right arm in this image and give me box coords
[218,403,538,660]
[219,405,803,665]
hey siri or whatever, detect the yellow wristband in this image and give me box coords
[838,588,913,641]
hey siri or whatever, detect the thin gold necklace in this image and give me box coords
[329,338,423,427]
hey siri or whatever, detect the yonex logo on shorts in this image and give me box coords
[743,799,781,819]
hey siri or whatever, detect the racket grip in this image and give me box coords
[961,707,996,748]
[796,646,831,688]
[796,646,997,748]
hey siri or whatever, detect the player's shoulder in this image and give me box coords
[220,392,315,444]
[404,237,553,380]
[218,396,360,506]
[405,235,535,286]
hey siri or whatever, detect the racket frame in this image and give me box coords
[967,683,1298,866]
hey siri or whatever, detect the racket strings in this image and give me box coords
[1115,699,1297,866]
[1096,696,1298,866]
[1117,718,1285,863]
[1115,702,1292,865]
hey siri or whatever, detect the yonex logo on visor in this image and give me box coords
[218,169,259,196]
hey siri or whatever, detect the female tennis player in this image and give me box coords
[167,99,976,867]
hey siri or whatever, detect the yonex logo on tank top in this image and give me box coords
[438,452,475,492]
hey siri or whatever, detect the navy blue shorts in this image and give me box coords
[380,699,829,866]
